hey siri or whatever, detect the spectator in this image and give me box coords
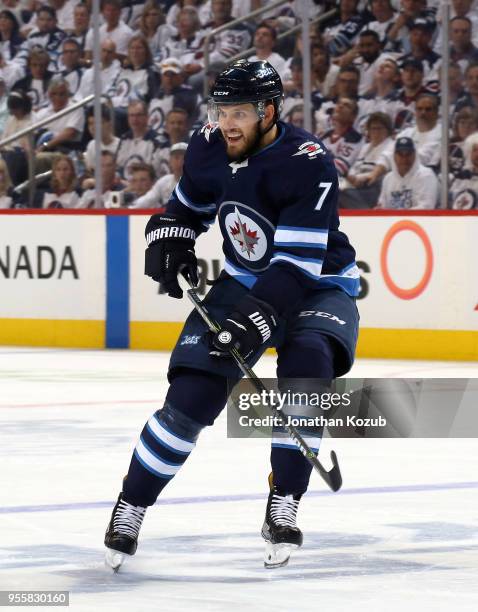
[148,57,199,132]
[84,0,133,61]
[83,104,120,174]
[155,106,190,175]
[450,132,478,209]
[130,141,187,209]
[0,90,32,184]
[19,6,66,68]
[47,0,78,33]
[450,16,478,73]
[449,61,466,115]
[13,48,54,111]
[0,48,23,89]
[116,99,163,179]
[377,136,438,209]
[0,156,14,209]
[283,103,317,131]
[161,6,202,76]
[315,65,362,135]
[435,0,478,51]
[455,61,478,113]
[34,79,85,164]
[0,9,23,61]
[166,0,210,28]
[398,18,441,85]
[188,0,251,89]
[339,111,394,208]
[108,33,161,110]
[120,0,147,29]
[322,96,363,177]
[396,93,441,168]
[386,0,437,54]
[138,1,174,59]
[74,38,121,101]
[38,154,80,209]
[248,23,287,78]
[343,30,383,96]
[311,44,339,98]
[321,0,366,58]
[1,89,32,147]
[194,60,225,125]
[282,56,323,119]
[127,162,156,199]
[69,2,90,51]
[78,150,124,208]
[392,58,437,131]
[449,107,478,175]
[363,0,397,44]
[56,38,84,96]
[362,56,401,120]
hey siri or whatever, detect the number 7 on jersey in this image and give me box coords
[316,182,332,211]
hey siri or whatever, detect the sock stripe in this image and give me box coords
[149,414,196,453]
[135,437,184,477]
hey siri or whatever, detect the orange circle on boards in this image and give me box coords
[380,220,434,300]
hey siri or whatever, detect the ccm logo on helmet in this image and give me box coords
[214,91,229,96]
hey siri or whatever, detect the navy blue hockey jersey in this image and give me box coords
[166,121,359,312]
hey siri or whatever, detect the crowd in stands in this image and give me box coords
[0,0,477,210]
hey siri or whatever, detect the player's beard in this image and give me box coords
[223,122,263,162]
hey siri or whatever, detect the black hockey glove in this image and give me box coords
[144,213,199,299]
[210,295,278,360]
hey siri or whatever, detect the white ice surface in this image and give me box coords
[0,348,477,612]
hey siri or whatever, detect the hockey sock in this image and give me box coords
[122,371,229,506]
[272,333,335,494]
[122,401,202,506]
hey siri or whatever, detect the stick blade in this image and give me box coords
[327,450,342,492]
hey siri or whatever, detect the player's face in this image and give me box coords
[217,104,262,161]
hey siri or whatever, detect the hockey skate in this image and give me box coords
[261,474,303,569]
[104,493,146,571]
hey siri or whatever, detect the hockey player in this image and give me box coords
[105,60,360,570]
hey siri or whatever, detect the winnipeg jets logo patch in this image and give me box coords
[226,207,267,261]
[293,141,325,159]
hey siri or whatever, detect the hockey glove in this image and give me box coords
[144,213,199,298]
[210,295,278,360]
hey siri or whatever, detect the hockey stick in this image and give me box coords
[180,275,343,492]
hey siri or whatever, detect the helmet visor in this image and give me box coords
[207,100,266,125]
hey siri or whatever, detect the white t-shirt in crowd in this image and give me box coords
[41,190,80,209]
[130,173,178,209]
[34,103,85,140]
[84,137,120,172]
[378,158,439,209]
[85,21,134,56]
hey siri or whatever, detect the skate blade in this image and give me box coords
[263,541,298,569]
[105,548,128,572]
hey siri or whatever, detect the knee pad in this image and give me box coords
[156,401,205,443]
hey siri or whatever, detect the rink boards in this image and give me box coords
[0,209,477,360]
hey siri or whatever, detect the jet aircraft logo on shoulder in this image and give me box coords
[200,122,218,142]
[293,141,326,159]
